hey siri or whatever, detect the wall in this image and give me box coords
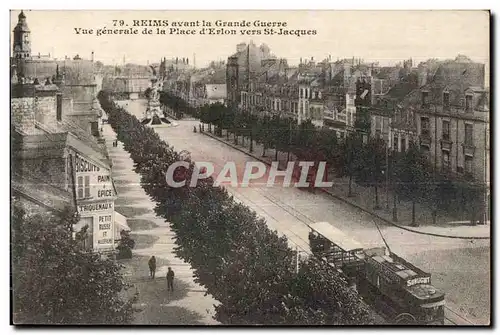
[61,85,97,113]
[11,97,36,134]
[34,96,57,128]
[416,111,489,183]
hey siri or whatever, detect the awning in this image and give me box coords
[420,300,446,308]
[114,211,130,231]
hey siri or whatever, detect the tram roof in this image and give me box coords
[309,222,365,252]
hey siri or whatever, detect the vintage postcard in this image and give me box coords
[10,10,490,326]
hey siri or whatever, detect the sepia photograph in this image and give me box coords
[9,9,491,326]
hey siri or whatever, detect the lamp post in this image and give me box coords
[295,246,309,274]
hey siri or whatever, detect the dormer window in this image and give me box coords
[465,94,473,112]
[443,92,450,108]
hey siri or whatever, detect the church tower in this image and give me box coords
[13,10,31,59]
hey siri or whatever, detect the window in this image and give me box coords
[420,117,430,137]
[442,120,450,140]
[464,123,473,146]
[394,135,399,152]
[465,156,473,175]
[84,176,90,198]
[401,138,407,152]
[421,145,431,160]
[375,116,381,131]
[465,95,473,112]
[442,151,450,171]
[422,91,429,106]
[77,176,84,199]
[443,92,450,108]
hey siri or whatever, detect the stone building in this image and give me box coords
[226,41,275,108]
[410,57,489,184]
[11,79,125,251]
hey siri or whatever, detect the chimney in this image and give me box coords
[237,43,247,53]
[56,93,63,121]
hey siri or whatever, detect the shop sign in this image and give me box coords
[96,214,113,246]
[78,202,113,213]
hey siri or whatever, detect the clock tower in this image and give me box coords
[13,10,31,59]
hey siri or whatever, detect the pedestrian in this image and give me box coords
[166,267,175,292]
[148,256,156,279]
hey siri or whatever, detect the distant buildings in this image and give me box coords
[154,41,491,222]
[162,58,227,107]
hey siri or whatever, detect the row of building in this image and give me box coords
[11,11,128,252]
[162,41,489,192]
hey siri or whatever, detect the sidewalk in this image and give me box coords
[103,124,220,325]
[201,128,489,240]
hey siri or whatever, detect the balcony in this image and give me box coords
[440,138,453,151]
[462,143,476,157]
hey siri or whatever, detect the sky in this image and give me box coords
[10,10,489,70]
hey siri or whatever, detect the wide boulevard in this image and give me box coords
[119,99,490,325]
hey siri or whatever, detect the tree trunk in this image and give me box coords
[226,129,229,140]
[348,174,353,197]
[250,132,253,153]
[392,191,398,222]
[374,184,380,209]
[262,145,266,157]
[275,148,278,161]
[412,201,417,226]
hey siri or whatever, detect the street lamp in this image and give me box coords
[295,246,309,274]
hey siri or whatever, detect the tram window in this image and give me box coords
[420,306,443,323]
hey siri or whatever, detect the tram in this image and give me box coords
[308,222,446,325]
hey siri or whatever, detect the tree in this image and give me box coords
[335,133,362,197]
[116,229,136,259]
[393,142,433,226]
[144,87,153,99]
[12,204,138,324]
[355,137,386,209]
[98,90,377,325]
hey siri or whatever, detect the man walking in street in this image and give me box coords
[166,267,175,292]
[148,256,156,279]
